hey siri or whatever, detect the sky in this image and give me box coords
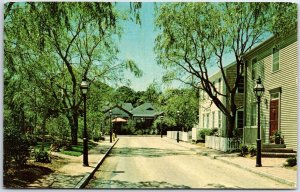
[115,2,235,92]
[116,2,166,92]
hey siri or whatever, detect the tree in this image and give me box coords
[4,2,142,145]
[156,88,198,132]
[155,2,297,137]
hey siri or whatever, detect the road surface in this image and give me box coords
[86,136,290,189]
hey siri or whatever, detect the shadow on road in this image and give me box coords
[87,179,190,189]
[109,147,192,158]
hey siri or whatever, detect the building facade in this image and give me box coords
[243,32,297,150]
[199,62,244,137]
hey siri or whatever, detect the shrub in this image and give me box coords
[249,145,257,157]
[199,128,212,141]
[210,128,219,136]
[239,144,248,157]
[35,150,51,163]
[4,126,31,167]
[93,136,100,142]
[285,157,297,167]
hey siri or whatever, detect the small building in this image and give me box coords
[243,32,297,150]
[103,102,162,134]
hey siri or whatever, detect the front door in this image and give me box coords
[269,99,279,136]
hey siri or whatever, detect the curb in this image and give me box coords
[215,157,296,188]
[75,138,119,188]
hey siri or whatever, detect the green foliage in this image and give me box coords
[249,145,257,157]
[199,128,213,141]
[285,157,297,167]
[158,88,198,131]
[154,2,297,137]
[239,144,248,157]
[4,127,31,167]
[35,151,51,163]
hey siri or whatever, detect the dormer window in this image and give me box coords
[146,107,154,111]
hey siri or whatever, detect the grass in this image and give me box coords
[34,142,51,152]
[60,142,97,157]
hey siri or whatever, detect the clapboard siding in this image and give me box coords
[244,33,297,150]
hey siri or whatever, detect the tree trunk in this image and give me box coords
[226,115,235,138]
[41,112,47,151]
[68,112,79,145]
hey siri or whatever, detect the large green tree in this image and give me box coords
[4,2,142,145]
[155,2,297,137]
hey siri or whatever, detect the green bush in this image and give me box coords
[239,144,248,157]
[249,145,257,157]
[4,126,31,167]
[285,157,297,167]
[210,128,219,136]
[199,128,212,141]
[93,136,100,142]
[35,151,51,163]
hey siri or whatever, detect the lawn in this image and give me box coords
[60,142,97,156]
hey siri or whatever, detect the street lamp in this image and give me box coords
[177,111,180,143]
[253,76,265,167]
[80,76,89,166]
[109,110,112,143]
[160,115,164,138]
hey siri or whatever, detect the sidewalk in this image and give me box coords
[27,138,118,188]
[163,137,297,188]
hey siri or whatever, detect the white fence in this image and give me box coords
[205,136,240,152]
[192,128,201,141]
[167,131,192,142]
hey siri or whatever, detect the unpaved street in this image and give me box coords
[86,136,290,189]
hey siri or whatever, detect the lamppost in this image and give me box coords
[80,76,89,166]
[177,111,180,143]
[109,110,112,143]
[160,115,164,138]
[253,76,265,167]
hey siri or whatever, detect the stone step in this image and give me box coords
[262,148,295,153]
[262,144,286,148]
[262,152,297,158]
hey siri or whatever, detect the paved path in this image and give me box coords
[27,139,114,188]
[86,136,293,189]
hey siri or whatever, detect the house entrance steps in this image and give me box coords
[262,144,296,158]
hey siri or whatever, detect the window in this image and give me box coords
[206,113,210,128]
[271,92,279,100]
[212,111,215,128]
[237,76,244,93]
[202,114,205,128]
[273,47,279,72]
[218,111,222,128]
[236,110,244,128]
[252,58,257,80]
[218,78,222,93]
[251,103,257,126]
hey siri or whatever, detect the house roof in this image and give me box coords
[121,103,133,112]
[131,102,158,117]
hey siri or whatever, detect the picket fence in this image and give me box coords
[205,136,240,152]
[167,131,192,142]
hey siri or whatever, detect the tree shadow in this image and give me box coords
[109,147,192,158]
[87,179,190,189]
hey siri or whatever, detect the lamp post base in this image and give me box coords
[256,139,262,167]
[83,137,89,167]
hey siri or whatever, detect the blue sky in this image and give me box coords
[116,2,166,91]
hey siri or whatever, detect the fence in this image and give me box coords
[205,136,240,152]
[167,131,192,142]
